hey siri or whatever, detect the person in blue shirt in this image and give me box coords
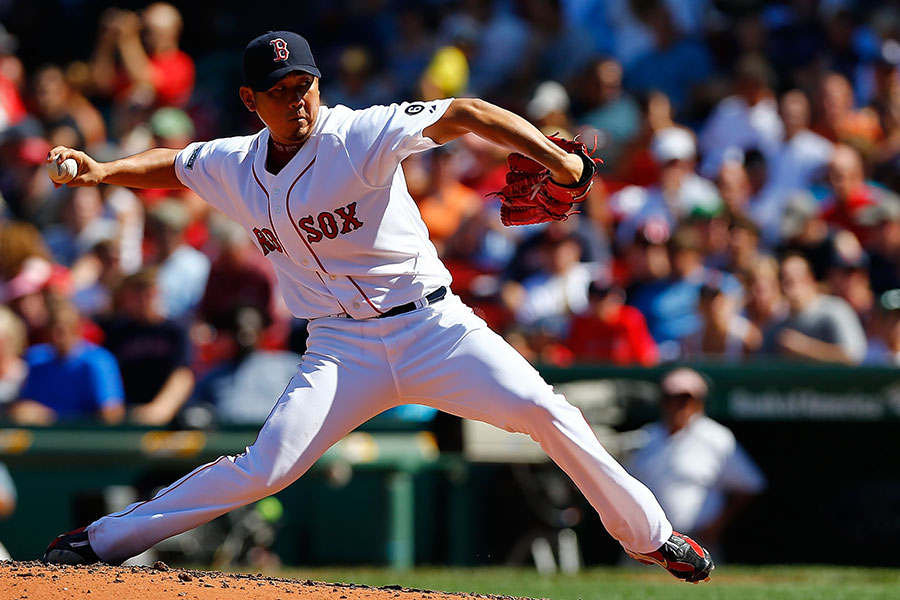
[10,296,125,425]
[623,2,713,118]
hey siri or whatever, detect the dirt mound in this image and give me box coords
[0,560,538,600]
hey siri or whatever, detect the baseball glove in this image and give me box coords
[491,135,601,226]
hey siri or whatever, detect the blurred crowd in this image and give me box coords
[2,0,900,428]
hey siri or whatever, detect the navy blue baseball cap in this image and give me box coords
[242,31,321,91]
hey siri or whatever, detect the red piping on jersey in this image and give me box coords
[315,271,349,314]
[251,143,291,260]
[109,455,230,518]
[285,158,328,272]
[346,275,384,314]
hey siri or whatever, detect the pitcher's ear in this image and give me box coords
[239,87,256,112]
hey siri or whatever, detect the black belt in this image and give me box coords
[377,286,447,319]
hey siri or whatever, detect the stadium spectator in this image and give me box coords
[628,227,738,360]
[622,220,672,337]
[323,46,392,110]
[0,23,26,132]
[776,191,834,281]
[413,147,482,257]
[761,253,867,364]
[143,200,209,322]
[825,231,875,329]
[502,231,596,340]
[741,255,788,343]
[0,305,27,406]
[872,82,900,171]
[812,72,882,152]
[623,0,714,117]
[42,187,118,267]
[859,198,900,295]
[420,21,474,102]
[698,54,783,178]
[820,143,895,243]
[29,64,106,150]
[443,0,530,99]
[11,296,124,425]
[89,3,195,109]
[864,288,900,365]
[385,7,434,100]
[0,132,59,224]
[100,268,194,426]
[199,218,274,332]
[70,237,125,319]
[563,280,658,366]
[573,57,640,169]
[626,368,766,556]
[612,126,720,249]
[715,160,753,220]
[683,280,761,361]
[2,257,86,346]
[750,89,833,247]
[724,214,764,275]
[526,80,573,138]
[520,0,597,86]
[190,306,302,426]
[0,220,51,282]
[614,90,677,186]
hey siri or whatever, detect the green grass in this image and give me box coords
[265,565,900,600]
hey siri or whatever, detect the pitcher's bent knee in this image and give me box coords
[507,392,580,433]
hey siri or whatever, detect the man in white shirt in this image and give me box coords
[627,368,766,555]
[41,31,713,583]
[750,90,833,248]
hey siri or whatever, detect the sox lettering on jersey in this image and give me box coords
[252,227,284,256]
[297,202,364,243]
[270,39,290,62]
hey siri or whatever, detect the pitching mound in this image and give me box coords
[0,560,537,600]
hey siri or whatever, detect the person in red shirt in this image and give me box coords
[89,2,195,108]
[564,281,659,366]
[819,144,883,243]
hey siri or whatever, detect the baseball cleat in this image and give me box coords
[43,526,101,565]
[625,531,715,583]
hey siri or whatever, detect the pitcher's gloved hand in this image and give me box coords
[491,135,601,226]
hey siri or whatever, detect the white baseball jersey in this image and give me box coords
[174,99,454,319]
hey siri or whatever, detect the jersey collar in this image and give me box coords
[257,105,328,179]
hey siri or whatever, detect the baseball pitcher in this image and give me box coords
[43,31,713,583]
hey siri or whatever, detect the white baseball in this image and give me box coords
[47,157,79,184]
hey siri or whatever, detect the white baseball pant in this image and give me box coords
[88,293,672,562]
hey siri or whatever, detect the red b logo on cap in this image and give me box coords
[270,38,290,62]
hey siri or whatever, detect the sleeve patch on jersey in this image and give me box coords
[404,103,425,115]
[186,144,205,170]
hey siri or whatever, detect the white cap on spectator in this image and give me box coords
[527,81,570,121]
[780,190,818,239]
[661,367,709,399]
[651,127,696,163]
[0,257,52,302]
